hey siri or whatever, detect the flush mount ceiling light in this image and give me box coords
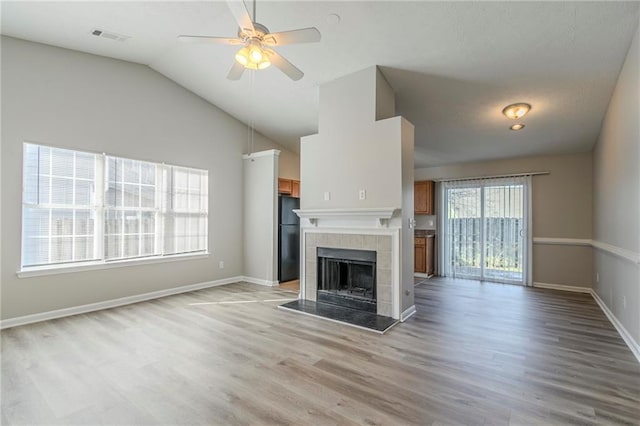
[502,103,531,120]
[510,123,525,131]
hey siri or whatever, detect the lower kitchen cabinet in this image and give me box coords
[426,235,435,277]
[415,234,435,276]
[414,237,426,273]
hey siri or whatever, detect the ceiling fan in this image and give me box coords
[178,0,321,81]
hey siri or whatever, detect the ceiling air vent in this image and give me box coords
[91,29,130,42]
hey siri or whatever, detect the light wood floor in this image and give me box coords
[2,278,639,425]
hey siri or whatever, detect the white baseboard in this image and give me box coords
[242,276,279,287]
[533,282,592,293]
[590,290,640,363]
[0,275,244,330]
[400,305,417,322]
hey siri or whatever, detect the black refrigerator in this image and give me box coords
[278,195,300,283]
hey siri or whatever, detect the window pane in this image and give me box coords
[51,177,74,205]
[124,235,139,257]
[123,159,139,183]
[74,236,94,261]
[38,147,51,175]
[51,209,74,236]
[51,148,74,177]
[75,152,95,180]
[75,180,92,206]
[104,210,122,235]
[105,182,121,207]
[124,211,139,234]
[38,176,50,204]
[75,210,94,235]
[23,144,40,204]
[140,186,155,208]
[123,184,139,207]
[141,212,155,234]
[140,162,155,185]
[141,235,155,256]
[51,236,73,263]
[105,235,121,260]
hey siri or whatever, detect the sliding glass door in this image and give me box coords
[443,177,531,285]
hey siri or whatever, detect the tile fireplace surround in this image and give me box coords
[303,232,396,318]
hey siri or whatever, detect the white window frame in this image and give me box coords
[18,143,209,278]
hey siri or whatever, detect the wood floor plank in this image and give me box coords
[2,278,639,425]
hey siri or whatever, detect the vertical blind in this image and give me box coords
[442,176,532,286]
[22,143,208,269]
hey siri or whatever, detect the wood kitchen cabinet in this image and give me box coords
[415,234,435,276]
[426,235,435,277]
[278,178,300,198]
[291,180,300,198]
[414,180,435,214]
[414,237,426,273]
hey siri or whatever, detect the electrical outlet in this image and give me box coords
[359,189,366,200]
[219,261,224,269]
[324,191,331,201]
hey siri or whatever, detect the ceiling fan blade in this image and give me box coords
[263,27,321,46]
[178,35,243,45]
[266,49,304,81]
[226,0,255,34]
[227,61,245,80]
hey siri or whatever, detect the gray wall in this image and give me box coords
[415,152,594,288]
[0,36,293,320]
[592,24,640,345]
[301,67,403,210]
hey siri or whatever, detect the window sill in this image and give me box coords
[17,252,210,278]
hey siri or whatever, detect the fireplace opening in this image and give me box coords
[317,247,376,313]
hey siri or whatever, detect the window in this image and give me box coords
[21,143,208,272]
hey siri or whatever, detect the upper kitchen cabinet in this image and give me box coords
[278,178,301,198]
[414,180,435,214]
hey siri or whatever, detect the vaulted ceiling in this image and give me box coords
[2,1,638,167]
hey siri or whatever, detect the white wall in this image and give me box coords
[400,118,415,311]
[415,152,594,288]
[301,67,403,210]
[592,23,640,346]
[243,150,279,285]
[0,36,292,320]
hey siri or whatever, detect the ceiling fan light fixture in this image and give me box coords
[234,47,249,66]
[249,46,263,62]
[502,103,531,120]
[235,41,271,70]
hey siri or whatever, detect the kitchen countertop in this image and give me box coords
[414,229,436,237]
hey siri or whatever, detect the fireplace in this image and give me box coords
[317,247,377,313]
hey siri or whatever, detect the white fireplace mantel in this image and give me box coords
[293,207,399,228]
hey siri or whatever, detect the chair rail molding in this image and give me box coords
[533,237,640,265]
[533,237,592,246]
[591,240,640,265]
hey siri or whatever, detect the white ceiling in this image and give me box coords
[2,1,638,167]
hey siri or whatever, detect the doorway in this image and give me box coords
[442,176,531,285]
